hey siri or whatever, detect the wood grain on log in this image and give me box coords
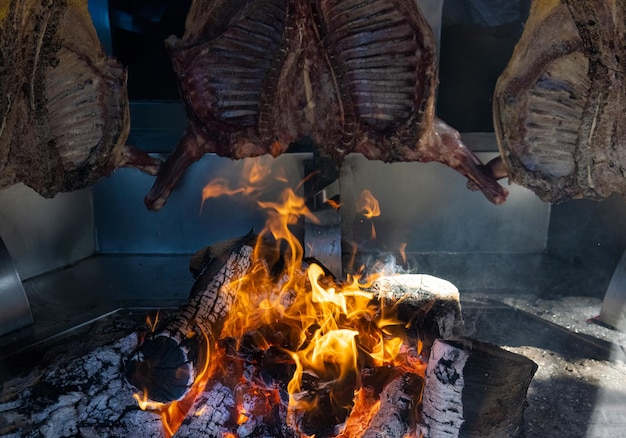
[0,328,164,437]
[421,338,538,438]
[174,381,236,437]
[367,274,464,355]
[124,232,257,403]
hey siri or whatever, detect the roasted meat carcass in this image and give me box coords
[0,0,161,197]
[145,0,508,210]
[493,0,626,202]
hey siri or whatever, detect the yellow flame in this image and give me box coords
[136,161,422,436]
[146,311,159,333]
[200,157,276,211]
[257,188,319,285]
[356,189,380,239]
[237,405,250,425]
[287,329,359,410]
[134,328,214,438]
[399,242,408,265]
[246,159,272,185]
[357,189,381,219]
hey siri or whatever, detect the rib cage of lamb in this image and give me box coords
[144,0,509,210]
[3,0,625,207]
[493,0,626,202]
[0,0,160,197]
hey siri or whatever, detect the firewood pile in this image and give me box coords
[0,233,537,438]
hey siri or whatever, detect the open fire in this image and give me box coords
[123,162,536,437]
[0,159,539,437]
[125,162,431,436]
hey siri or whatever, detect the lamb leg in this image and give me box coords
[144,128,206,211]
[428,118,509,205]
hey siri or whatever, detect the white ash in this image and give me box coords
[176,381,235,436]
[0,333,165,438]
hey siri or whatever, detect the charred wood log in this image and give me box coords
[337,371,423,438]
[144,0,508,210]
[289,368,359,437]
[124,232,258,403]
[367,274,464,356]
[0,0,161,197]
[493,0,626,202]
[420,338,538,438]
[174,381,237,437]
[0,319,164,437]
[362,372,423,438]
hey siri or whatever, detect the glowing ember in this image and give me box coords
[132,159,428,437]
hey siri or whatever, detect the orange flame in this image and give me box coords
[133,328,214,437]
[357,189,381,219]
[399,242,408,265]
[237,405,249,425]
[326,198,341,209]
[135,159,425,436]
[146,310,159,333]
[357,189,381,239]
[200,158,274,211]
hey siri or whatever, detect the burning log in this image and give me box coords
[1,236,540,438]
[121,222,535,438]
[174,381,236,437]
[124,232,258,403]
[368,274,465,354]
[420,338,538,438]
[0,0,161,197]
[362,372,423,438]
[124,247,470,436]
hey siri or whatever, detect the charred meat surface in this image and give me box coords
[145,0,508,210]
[493,0,626,202]
[0,0,161,197]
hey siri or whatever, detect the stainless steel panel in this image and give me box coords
[340,152,549,254]
[548,195,626,278]
[93,154,309,253]
[0,184,95,279]
[600,249,626,331]
[93,143,548,255]
[127,102,187,153]
[0,252,610,355]
[0,236,32,336]
[0,254,192,353]
[304,155,342,277]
